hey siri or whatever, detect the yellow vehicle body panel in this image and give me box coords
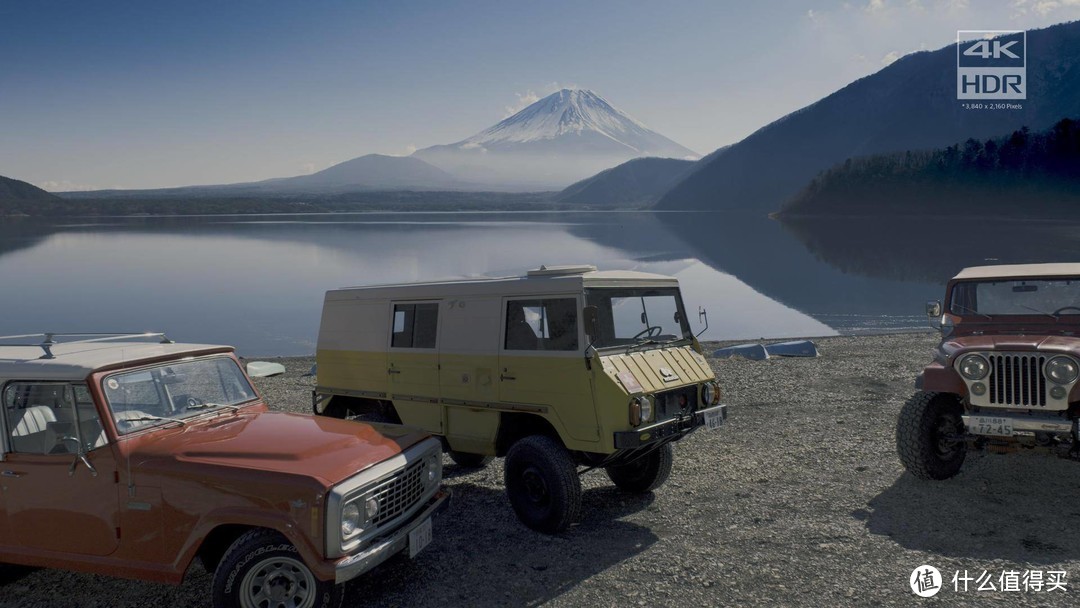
[317,349,388,397]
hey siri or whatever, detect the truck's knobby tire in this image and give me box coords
[896,391,967,480]
[448,450,493,469]
[605,443,674,493]
[212,529,342,608]
[504,435,582,534]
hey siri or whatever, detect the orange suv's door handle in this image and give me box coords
[388,368,402,375]
[500,374,516,381]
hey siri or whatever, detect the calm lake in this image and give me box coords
[3,211,1078,355]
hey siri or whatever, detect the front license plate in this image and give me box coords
[408,517,433,558]
[971,416,1013,437]
[704,408,725,431]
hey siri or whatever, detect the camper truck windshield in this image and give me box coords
[586,287,692,348]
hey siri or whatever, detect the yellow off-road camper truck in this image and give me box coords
[314,265,727,533]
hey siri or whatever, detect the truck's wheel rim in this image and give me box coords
[935,415,962,460]
[522,466,549,504]
[240,555,316,608]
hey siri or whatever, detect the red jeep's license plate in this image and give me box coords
[971,416,1013,437]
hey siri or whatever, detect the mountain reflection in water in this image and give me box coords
[3,211,1075,355]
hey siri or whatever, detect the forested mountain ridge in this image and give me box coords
[780,118,1080,217]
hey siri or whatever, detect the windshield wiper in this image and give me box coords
[118,414,187,427]
[1019,304,1059,320]
[625,336,688,353]
[952,304,992,320]
[186,402,241,412]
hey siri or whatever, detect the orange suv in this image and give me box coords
[0,332,449,608]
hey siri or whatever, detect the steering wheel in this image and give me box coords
[632,326,663,340]
[1053,306,1080,315]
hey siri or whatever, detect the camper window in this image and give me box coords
[391,302,439,349]
[505,298,578,351]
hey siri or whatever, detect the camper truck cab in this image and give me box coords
[315,265,727,533]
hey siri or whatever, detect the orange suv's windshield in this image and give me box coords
[102,357,256,434]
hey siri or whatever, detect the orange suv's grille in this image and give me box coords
[988,354,1047,407]
[370,458,426,526]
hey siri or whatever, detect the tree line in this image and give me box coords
[781,118,1080,217]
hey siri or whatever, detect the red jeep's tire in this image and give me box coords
[605,443,674,493]
[896,391,967,480]
[504,435,582,534]
[212,529,342,608]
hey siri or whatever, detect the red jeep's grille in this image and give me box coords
[370,458,426,526]
[988,354,1046,407]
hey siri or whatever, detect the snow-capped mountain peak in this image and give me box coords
[472,89,651,147]
[412,88,697,188]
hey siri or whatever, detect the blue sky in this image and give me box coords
[2,0,1078,190]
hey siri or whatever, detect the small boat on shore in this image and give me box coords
[764,340,818,358]
[712,343,769,360]
[246,361,286,377]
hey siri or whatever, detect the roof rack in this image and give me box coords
[0,332,174,360]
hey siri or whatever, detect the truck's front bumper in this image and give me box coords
[613,404,728,449]
[334,488,451,584]
[962,414,1076,437]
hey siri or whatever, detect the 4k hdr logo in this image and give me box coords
[957,30,1026,100]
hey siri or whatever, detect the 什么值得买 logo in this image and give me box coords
[957,30,1026,100]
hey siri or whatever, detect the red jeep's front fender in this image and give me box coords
[916,361,967,397]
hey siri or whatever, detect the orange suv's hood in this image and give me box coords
[128,410,429,486]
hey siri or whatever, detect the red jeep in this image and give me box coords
[898,264,1080,479]
[0,333,449,608]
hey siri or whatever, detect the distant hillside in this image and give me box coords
[781,118,1080,218]
[658,21,1080,213]
[59,154,462,199]
[0,175,60,202]
[268,153,459,191]
[556,157,695,206]
[5,190,560,217]
[0,175,62,214]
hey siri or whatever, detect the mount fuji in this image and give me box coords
[413,89,698,188]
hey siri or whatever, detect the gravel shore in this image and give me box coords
[5,332,1080,606]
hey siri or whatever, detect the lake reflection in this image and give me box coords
[4,211,1072,355]
[0,212,833,355]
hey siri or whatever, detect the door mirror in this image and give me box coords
[583,306,599,340]
[926,301,942,318]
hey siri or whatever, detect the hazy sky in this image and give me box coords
[2,0,1079,190]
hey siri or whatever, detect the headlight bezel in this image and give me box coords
[1046,356,1080,385]
[958,354,990,381]
[341,502,362,539]
[638,396,653,424]
[701,381,721,406]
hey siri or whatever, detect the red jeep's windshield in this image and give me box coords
[950,278,1080,317]
[102,357,256,434]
